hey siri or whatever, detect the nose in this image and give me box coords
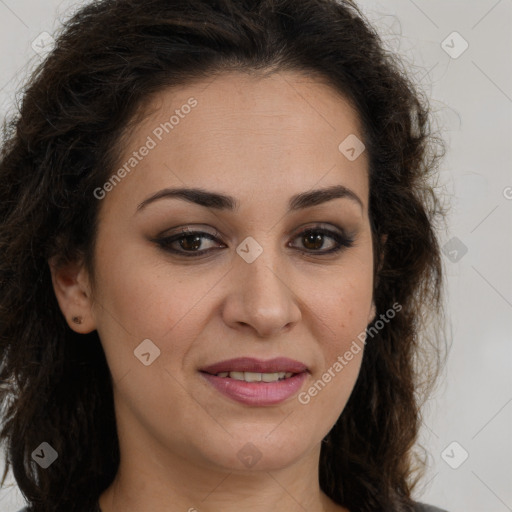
[221,242,302,338]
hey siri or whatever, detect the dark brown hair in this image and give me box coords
[0,1,449,511]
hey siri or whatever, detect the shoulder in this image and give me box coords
[413,501,449,512]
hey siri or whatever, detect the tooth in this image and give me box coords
[244,372,262,382]
[261,372,280,382]
[229,371,245,381]
[220,371,293,382]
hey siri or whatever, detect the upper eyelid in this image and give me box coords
[159,222,347,238]
[156,224,350,246]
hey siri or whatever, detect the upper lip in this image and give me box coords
[200,357,309,375]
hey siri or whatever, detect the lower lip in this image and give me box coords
[200,371,308,406]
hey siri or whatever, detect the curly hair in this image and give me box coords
[0,0,449,511]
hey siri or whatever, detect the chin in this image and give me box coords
[198,431,315,472]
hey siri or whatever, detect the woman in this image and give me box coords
[0,0,450,511]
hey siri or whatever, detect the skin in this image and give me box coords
[50,70,381,512]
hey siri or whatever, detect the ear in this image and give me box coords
[48,256,97,334]
[368,233,388,325]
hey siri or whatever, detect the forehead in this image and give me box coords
[100,70,369,217]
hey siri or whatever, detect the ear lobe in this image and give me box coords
[48,256,96,334]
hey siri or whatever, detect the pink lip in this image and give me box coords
[200,357,308,375]
[200,371,308,406]
[199,357,309,406]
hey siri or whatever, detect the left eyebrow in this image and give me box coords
[135,184,364,213]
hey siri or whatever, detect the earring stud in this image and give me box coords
[72,316,83,325]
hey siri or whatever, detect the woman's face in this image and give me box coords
[70,71,376,472]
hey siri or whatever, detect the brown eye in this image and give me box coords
[290,228,355,254]
[301,231,327,251]
[154,228,224,257]
[153,225,355,258]
[177,233,206,252]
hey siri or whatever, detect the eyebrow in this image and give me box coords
[136,184,364,214]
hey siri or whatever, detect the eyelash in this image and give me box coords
[153,225,355,258]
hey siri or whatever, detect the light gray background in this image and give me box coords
[0,1,511,511]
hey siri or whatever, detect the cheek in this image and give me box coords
[300,259,372,408]
[305,258,374,347]
[94,221,214,327]
[328,277,373,341]
[298,276,370,430]
[90,238,213,378]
